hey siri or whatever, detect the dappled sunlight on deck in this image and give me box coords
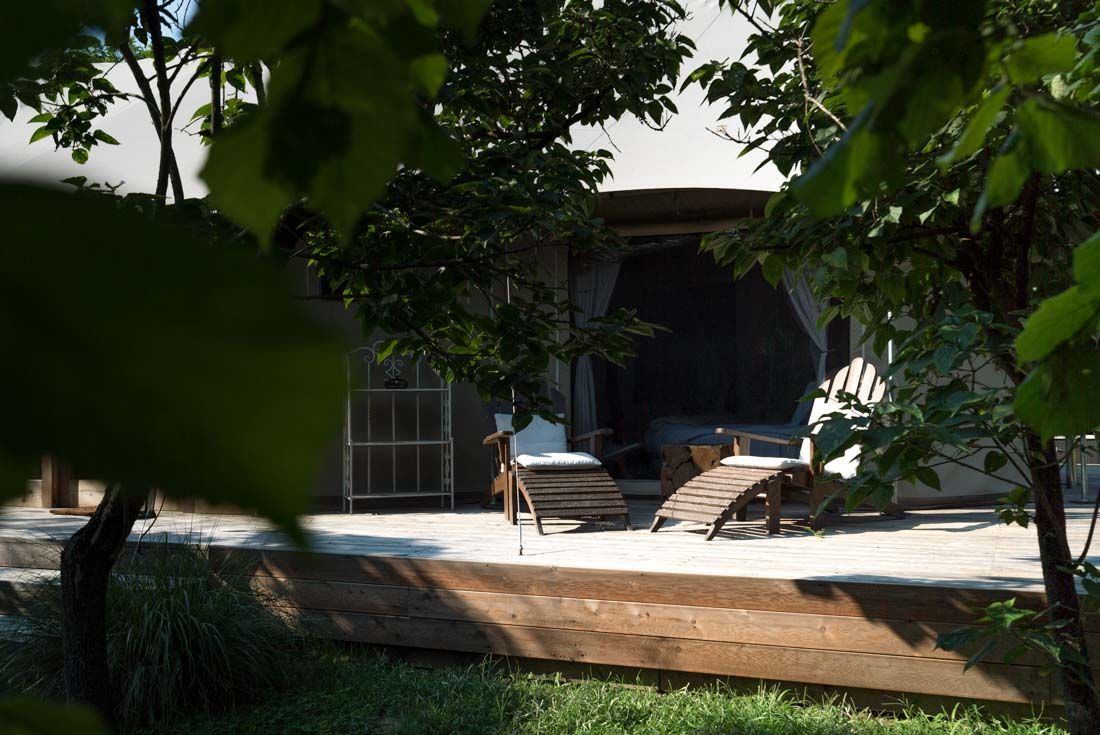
[2,500,1096,589]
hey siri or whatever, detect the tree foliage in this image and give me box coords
[0,0,491,724]
[696,1,1100,729]
[1,0,692,724]
[298,0,693,422]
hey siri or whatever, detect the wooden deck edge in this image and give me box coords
[373,643,1062,721]
[253,577,1099,669]
[0,535,1088,708]
[290,609,1051,704]
[212,545,1061,627]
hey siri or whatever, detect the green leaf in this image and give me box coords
[201,119,294,247]
[0,1,135,85]
[435,0,493,41]
[764,191,786,218]
[1004,33,1077,85]
[971,135,1028,231]
[409,53,448,96]
[937,626,983,653]
[93,129,119,145]
[28,126,52,144]
[811,0,876,82]
[70,148,88,164]
[976,98,1100,228]
[1073,230,1100,298]
[0,696,108,735]
[1015,346,1100,440]
[0,94,16,121]
[939,85,1010,167]
[984,451,1008,474]
[823,246,848,269]
[915,466,941,491]
[412,118,465,181]
[404,0,440,26]
[1016,286,1099,362]
[190,0,323,62]
[1017,98,1100,172]
[790,111,903,217]
[0,185,346,538]
[761,253,785,287]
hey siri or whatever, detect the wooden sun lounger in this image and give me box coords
[649,463,807,540]
[484,429,632,534]
[650,358,904,540]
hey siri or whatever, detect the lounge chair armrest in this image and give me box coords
[569,427,613,457]
[601,441,644,467]
[568,428,614,445]
[715,428,799,446]
[483,430,513,446]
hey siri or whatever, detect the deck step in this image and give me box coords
[0,536,61,571]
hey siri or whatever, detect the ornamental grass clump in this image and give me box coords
[0,533,301,731]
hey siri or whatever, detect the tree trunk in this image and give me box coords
[209,54,224,137]
[1028,435,1099,734]
[60,482,147,724]
[140,0,184,202]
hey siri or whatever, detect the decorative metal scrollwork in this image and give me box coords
[363,340,408,389]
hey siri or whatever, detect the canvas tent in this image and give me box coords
[1,1,1004,507]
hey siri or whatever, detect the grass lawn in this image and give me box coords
[148,648,1064,735]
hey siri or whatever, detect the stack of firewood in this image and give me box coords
[659,443,733,497]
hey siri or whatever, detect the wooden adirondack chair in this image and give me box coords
[650,357,904,539]
[483,414,634,534]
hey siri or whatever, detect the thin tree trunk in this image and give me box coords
[1028,435,1100,734]
[209,54,224,137]
[249,62,266,107]
[140,0,184,202]
[60,482,147,724]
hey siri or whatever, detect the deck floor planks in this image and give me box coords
[2,502,1096,590]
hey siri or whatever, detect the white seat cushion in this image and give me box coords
[515,452,602,470]
[720,455,809,471]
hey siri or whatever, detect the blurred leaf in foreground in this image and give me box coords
[0,185,345,540]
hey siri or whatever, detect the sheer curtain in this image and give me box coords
[570,260,621,435]
[782,270,828,383]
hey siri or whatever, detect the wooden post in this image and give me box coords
[40,456,78,508]
[765,478,782,535]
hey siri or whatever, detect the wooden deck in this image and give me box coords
[2,499,1098,709]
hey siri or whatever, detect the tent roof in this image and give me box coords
[0,2,781,200]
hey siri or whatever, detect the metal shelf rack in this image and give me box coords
[343,342,454,513]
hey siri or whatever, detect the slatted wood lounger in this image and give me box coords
[649,357,903,540]
[484,427,632,535]
[514,466,631,535]
[649,464,806,540]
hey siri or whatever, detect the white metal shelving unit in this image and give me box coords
[343,342,454,513]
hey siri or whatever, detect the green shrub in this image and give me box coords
[0,534,301,731]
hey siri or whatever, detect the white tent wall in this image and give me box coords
[848,320,1029,507]
[0,59,215,196]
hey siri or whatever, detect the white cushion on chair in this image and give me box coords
[720,455,809,471]
[494,413,568,455]
[515,451,602,470]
